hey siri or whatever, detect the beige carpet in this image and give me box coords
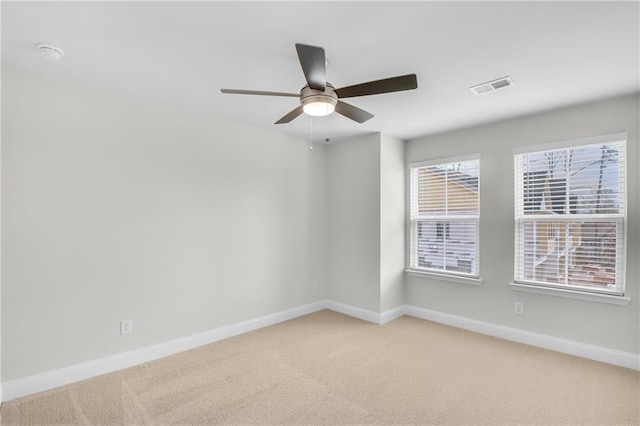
[2,310,639,425]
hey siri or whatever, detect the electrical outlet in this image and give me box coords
[312,282,319,292]
[514,302,524,315]
[120,319,133,335]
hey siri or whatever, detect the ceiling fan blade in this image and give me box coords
[295,43,326,90]
[275,105,304,124]
[334,101,374,123]
[335,74,418,99]
[221,89,299,97]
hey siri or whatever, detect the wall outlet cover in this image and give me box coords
[120,319,133,335]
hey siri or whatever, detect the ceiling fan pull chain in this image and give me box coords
[325,115,329,142]
[309,119,314,151]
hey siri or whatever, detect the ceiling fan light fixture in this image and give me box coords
[300,83,338,117]
[303,99,336,117]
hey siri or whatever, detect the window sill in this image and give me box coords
[406,269,483,286]
[509,282,630,306]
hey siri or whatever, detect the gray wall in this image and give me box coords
[405,95,640,354]
[380,134,405,312]
[327,134,381,312]
[1,69,328,381]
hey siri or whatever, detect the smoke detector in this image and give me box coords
[470,76,513,95]
[35,43,64,60]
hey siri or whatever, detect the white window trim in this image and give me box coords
[512,132,628,299]
[509,282,630,305]
[409,153,482,169]
[513,132,628,155]
[409,153,481,280]
[407,269,483,286]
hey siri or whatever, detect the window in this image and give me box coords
[410,156,480,277]
[514,134,626,296]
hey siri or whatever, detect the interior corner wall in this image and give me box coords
[380,134,405,312]
[326,132,406,314]
[327,133,381,312]
[1,68,328,382]
[405,94,640,355]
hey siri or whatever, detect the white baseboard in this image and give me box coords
[1,300,326,402]
[4,300,637,402]
[322,300,405,325]
[379,304,406,324]
[404,305,640,371]
[323,300,381,324]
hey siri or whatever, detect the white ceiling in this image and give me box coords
[2,1,639,142]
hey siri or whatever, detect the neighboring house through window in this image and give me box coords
[513,133,627,296]
[409,156,480,277]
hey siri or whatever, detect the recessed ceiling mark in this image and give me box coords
[35,43,64,61]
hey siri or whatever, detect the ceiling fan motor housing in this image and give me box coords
[300,83,338,116]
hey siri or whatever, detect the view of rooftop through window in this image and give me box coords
[411,158,480,277]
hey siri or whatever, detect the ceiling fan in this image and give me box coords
[220,43,418,124]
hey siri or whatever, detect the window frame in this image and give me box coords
[512,132,627,297]
[408,154,481,280]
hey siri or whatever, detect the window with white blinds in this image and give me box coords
[514,134,626,295]
[410,156,480,277]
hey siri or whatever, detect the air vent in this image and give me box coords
[470,76,513,95]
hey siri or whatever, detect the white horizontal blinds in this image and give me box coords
[516,143,625,216]
[514,140,625,294]
[411,159,479,277]
[516,221,622,290]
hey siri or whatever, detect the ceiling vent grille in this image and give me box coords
[470,76,513,95]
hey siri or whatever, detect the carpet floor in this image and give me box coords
[1,310,639,425]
